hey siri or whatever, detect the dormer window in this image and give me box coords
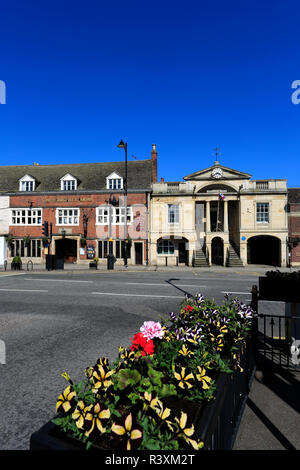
[60,173,77,191]
[19,175,35,192]
[106,172,123,190]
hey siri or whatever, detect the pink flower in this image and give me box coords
[140,321,164,341]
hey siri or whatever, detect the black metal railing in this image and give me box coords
[256,314,300,370]
[251,284,300,371]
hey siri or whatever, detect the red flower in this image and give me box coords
[130,332,155,356]
[185,305,194,312]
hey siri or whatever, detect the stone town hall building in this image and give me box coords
[150,159,289,267]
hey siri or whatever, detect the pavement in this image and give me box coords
[1,262,299,275]
[234,368,300,450]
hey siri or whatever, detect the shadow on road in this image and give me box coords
[165,278,194,298]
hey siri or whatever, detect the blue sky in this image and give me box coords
[0,0,300,186]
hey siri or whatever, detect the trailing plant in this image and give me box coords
[5,234,14,247]
[23,235,30,246]
[80,237,87,247]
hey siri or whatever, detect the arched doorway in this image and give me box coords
[247,236,281,266]
[55,238,77,263]
[211,237,224,265]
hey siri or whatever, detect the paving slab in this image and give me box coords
[234,369,300,450]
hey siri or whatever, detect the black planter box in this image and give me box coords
[30,366,253,451]
[259,276,300,302]
[89,262,97,269]
[30,332,255,451]
[30,419,82,450]
[11,262,22,271]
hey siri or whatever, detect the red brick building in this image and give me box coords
[3,144,157,266]
[288,188,300,266]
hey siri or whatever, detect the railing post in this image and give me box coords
[250,285,258,314]
[251,285,260,371]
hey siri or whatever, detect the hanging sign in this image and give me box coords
[86,245,95,259]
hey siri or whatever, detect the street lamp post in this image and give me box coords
[117,140,128,267]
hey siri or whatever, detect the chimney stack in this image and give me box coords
[151,144,157,183]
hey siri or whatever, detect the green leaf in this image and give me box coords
[114,368,142,391]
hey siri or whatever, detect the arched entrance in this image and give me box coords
[211,237,224,265]
[55,238,77,263]
[247,236,281,266]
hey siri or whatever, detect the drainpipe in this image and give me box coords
[146,191,150,266]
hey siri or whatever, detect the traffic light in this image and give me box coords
[42,221,49,237]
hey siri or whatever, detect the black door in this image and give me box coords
[211,238,223,265]
[55,238,77,263]
[178,242,188,264]
[135,243,143,265]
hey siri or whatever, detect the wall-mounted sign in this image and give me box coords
[86,245,95,259]
[241,236,246,241]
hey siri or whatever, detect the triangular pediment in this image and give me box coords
[183,164,252,181]
[60,173,78,181]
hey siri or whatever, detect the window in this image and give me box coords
[256,203,269,223]
[114,207,132,225]
[168,204,180,224]
[108,178,122,190]
[98,240,131,259]
[56,208,79,225]
[96,207,132,225]
[60,174,77,191]
[97,207,110,225]
[63,180,76,191]
[11,209,42,225]
[19,175,35,192]
[10,239,41,257]
[157,239,175,255]
[21,181,34,191]
[106,172,123,190]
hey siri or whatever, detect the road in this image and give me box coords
[0,269,285,449]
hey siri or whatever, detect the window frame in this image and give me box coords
[96,206,133,225]
[157,239,175,255]
[10,208,42,226]
[56,208,80,226]
[167,204,180,224]
[256,202,270,224]
[60,174,77,191]
[10,238,42,258]
[106,172,123,190]
[19,175,35,192]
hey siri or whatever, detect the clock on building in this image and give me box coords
[211,167,223,179]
